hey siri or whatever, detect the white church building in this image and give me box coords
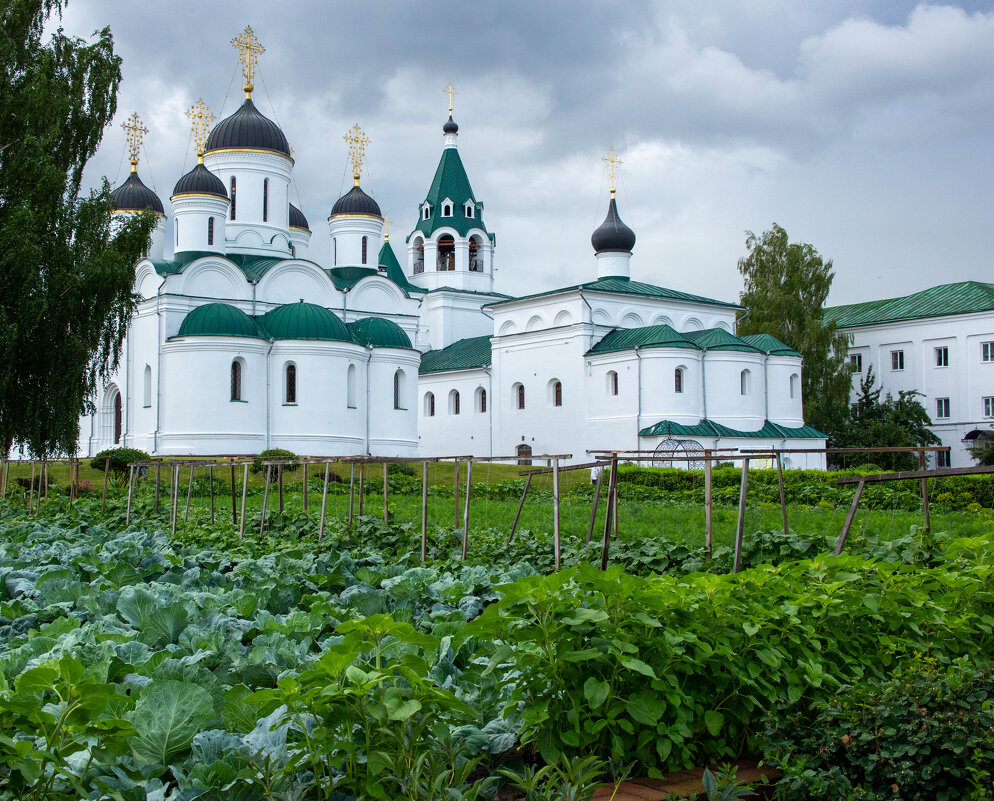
[77,28,826,468]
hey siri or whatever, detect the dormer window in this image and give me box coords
[422,204,431,220]
[442,203,452,217]
[464,202,474,218]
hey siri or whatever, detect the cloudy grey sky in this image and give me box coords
[61,1,994,306]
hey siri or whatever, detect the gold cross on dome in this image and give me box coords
[185,99,215,160]
[343,124,370,185]
[232,26,264,93]
[602,147,622,196]
[443,82,457,114]
[122,112,148,170]
[384,214,393,241]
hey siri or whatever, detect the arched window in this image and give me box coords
[333,237,337,266]
[513,383,525,410]
[469,235,484,272]
[449,389,460,415]
[143,365,152,408]
[413,237,425,274]
[362,236,368,264]
[424,392,435,417]
[476,387,487,413]
[175,219,179,247]
[516,443,532,466]
[347,364,357,408]
[113,392,122,444]
[393,369,405,409]
[263,178,269,222]
[789,373,799,399]
[207,216,214,246]
[674,367,685,394]
[442,203,452,217]
[437,235,455,271]
[740,369,751,396]
[229,177,236,220]
[422,204,431,220]
[550,379,563,407]
[230,359,242,401]
[285,363,297,404]
[465,202,474,218]
[607,370,619,396]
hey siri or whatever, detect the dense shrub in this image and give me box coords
[765,657,994,800]
[250,447,297,474]
[89,447,150,477]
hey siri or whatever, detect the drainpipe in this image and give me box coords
[635,346,643,452]
[701,347,709,420]
[342,287,349,324]
[364,345,373,455]
[485,365,494,457]
[763,350,770,424]
[154,283,163,454]
[578,287,595,351]
[265,338,275,450]
[251,281,257,317]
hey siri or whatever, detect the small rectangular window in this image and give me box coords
[935,346,948,367]
[890,350,905,371]
[984,397,994,418]
[850,354,862,373]
[983,342,994,362]
[937,450,951,468]
[935,397,950,419]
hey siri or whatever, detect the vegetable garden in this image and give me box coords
[1,458,993,800]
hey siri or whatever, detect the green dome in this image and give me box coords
[262,302,349,341]
[177,303,263,339]
[348,317,413,349]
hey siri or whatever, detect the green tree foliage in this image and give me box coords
[736,223,852,435]
[833,366,940,470]
[0,0,154,458]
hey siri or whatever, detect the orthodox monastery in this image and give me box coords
[79,28,826,468]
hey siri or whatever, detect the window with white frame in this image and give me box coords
[465,202,474,218]
[449,389,460,415]
[347,364,357,408]
[983,342,994,362]
[442,203,452,217]
[984,397,994,418]
[607,371,618,396]
[422,204,431,220]
[935,346,949,367]
[937,450,951,468]
[789,373,799,399]
[424,392,435,417]
[891,350,905,371]
[740,369,751,396]
[936,397,950,419]
[850,354,862,373]
[674,367,685,394]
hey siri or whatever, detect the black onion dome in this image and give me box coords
[110,171,164,215]
[591,197,636,253]
[172,163,227,198]
[442,115,459,134]
[331,185,382,218]
[289,203,310,231]
[204,98,291,157]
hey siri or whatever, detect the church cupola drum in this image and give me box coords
[590,147,635,279]
[407,84,495,294]
[201,27,295,258]
[328,124,384,268]
[171,99,229,255]
[109,112,166,259]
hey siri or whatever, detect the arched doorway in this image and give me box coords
[516,443,532,466]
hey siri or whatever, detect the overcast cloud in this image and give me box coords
[59,1,994,306]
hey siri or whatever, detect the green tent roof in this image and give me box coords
[825,281,994,328]
[486,276,740,310]
[176,303,265,339]
[639,418,825,439]
[738,333,801,357]
[411,148,489,238]
[262,302,350,342]
[683,328,764,353]
[377,241,425,294]
[587,324,700,355]
[419,335,492,374]
[347,317,413,349]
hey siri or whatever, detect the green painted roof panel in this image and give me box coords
[419,335,492,374]
[486,276,740,309]
[587,324,700,355]
[825,281,994,328]
[262,302,350,342]
[738,333,801,357]
[176,303,265,339]
[413,148,488,238]
[683,328,764,353]
[638,418,826,439]
[347,317,413,349]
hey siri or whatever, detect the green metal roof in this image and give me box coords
[825,281,994,328]
[683,328,763,353]
[327,266,379,291]
[419,335,492,374]
[176,303,265,339]
[428,286,512,298]
[587,324,700,355]
[378,241,425,294]
[150,251,303,283]
[411,148,489,239]
[738,333,801,357]
[347,317,413,349]
[261,302,350,342]
[639,418,825,439]
[486,276,740,310]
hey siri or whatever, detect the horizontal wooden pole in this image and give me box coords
[838,464,994,484]
[519,460,609,476]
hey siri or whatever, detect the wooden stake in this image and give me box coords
[184,465,195,522]
[28,461,35,514]
[600,457,619,570]
[733,458,749,573]
[348,463,355,526]
[126,465,136,524]
[421,461,429,564]
[587,465,604,544]
[461,460,473,560]
[155,462,161,512]
[170,465,180,538]
[0,458,8,504]
[209,465,215,524]
[508,472,533,544]
[383,462,389,524]
[102,456,110,513]
[776,451,789,538]
[239,464,249,539]
[302,462,308,513]
[453,459,460,529]
[68,460,76,508]
[277,464,284,514]
[319,461,330,539]
[704,451,713,561]
[552,458,561,571]
[230,464,237,525]
[919,449,931,534]
[260,465,271,538]
[612,466,619,538]
[834,477,866,556]
[43,457,48,503]
[358,463,365,517]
